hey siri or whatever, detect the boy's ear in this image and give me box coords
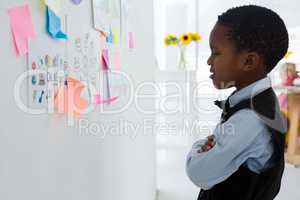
[242,52,260,71]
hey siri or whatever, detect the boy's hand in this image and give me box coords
[198,135,216,153]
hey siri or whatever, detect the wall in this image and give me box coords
[0,0,156,200]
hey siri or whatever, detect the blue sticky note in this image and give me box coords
[106,30,113,43]
[46,6,67,40]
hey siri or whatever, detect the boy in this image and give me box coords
[186,5,288,200]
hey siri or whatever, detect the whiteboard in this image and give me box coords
[0,0,156,200]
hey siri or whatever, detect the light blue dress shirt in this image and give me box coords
[186,77,274,190]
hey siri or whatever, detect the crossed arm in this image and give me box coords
[185,109,269,190]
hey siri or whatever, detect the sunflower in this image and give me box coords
[164,36,171,46]
[164,34,179,46]
[189,32,202,41]
[170,35,179,45]
[180,34,192,45]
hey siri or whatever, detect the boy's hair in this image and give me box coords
[217,5,289,73]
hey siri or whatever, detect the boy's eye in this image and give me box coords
[211,52,220,56]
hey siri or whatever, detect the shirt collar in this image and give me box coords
[228,77,272,107]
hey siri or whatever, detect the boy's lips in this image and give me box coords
[210,74,215,79]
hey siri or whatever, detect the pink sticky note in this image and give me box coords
[101,49,109,70]
[94,94,118,105]
[54,85,68,113]
[13,29,28,56]
[114,50,121,71]
[11,31,20,56]
[67,77,88,118]
[93,94,101,104]
[8,4,36,56]
[54,77,88,119]
[73,97,88,119]
[128,32,134,49]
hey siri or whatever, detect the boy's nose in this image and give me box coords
[207,56,212,66]
[207,56,214,73]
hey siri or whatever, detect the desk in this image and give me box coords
[287,92,300,166]
[273,86,300,166]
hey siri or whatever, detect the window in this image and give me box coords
[155,0,300,88]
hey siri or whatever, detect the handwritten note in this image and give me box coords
[8,4,36,56]
[92,0,110,32]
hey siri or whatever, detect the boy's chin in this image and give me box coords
[212,80,236,89]
[213,84,228,90]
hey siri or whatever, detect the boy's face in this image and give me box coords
[207,23,244,89]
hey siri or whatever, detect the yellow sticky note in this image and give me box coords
[113,29,119,44]
[45,0,61,16]
[39,0,46,13]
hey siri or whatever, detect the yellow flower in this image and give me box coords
[180,34,192,45]
[189,32,202,41]
[170,35,179,45]
[164,34,179,46]
[164,36,171,46]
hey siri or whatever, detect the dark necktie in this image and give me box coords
[214,90,237,121]
[214,99,230,120]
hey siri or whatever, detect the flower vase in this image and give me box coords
[178,45,187,70]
